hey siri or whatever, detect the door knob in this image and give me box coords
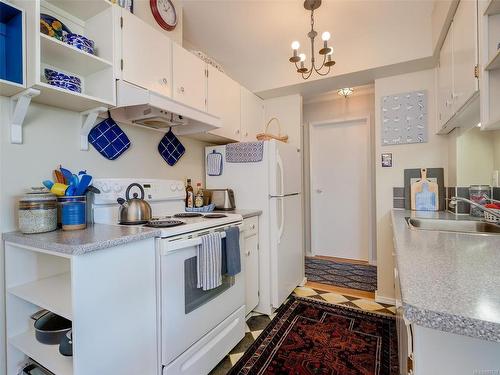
[315,189,323,194]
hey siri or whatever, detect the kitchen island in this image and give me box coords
[3,225,159,375]
[392,209,500,374]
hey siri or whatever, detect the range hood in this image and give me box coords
[110,80,221,135]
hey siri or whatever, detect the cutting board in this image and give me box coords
[410,168,439,211]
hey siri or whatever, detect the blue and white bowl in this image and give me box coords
[44,69,81,86]
[47,79,81,93]
[63,33,95,55]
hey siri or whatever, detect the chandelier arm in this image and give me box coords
[314,65,331,76]
[313,54,327,73]
[302,67,314,80]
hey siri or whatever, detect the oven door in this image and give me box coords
[158,224,245,365]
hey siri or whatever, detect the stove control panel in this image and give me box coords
[92,178,185,205]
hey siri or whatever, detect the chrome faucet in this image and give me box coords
[449,196,500,220]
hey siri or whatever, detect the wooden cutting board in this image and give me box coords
[410,168,439,211]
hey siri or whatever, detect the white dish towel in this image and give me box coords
[197,232,223,291]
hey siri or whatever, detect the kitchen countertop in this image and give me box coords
[392,209,500,342]
[3,224,161,256]
[219,209,262,219]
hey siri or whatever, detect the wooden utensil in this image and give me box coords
[411,168,439,211]
[54,170,65,184]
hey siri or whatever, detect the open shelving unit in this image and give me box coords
[10,329,73,375]
[8,273,72,320]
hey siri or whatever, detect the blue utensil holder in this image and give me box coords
[61,196,86,231]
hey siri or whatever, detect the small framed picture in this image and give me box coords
[381,153,393,168]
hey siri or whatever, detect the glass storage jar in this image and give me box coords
[469,185,491,217]
[18,189,57,234]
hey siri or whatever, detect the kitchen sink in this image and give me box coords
[406,217,500,235]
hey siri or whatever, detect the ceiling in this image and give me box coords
[182,0,436,97]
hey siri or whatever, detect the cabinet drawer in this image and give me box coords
[243,217,258,237]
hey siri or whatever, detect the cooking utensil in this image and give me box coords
[87,185,101,194]
[117,183,152,225]
[75,174,92,196]
[31,310,71,345]
[54,170,65,184]
[42,180,54,190]
[50,183,68,196]
[59,166,73,185]
[411,168,438,211]
[59,329,73,356]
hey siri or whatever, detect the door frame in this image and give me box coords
[308,115,376,265]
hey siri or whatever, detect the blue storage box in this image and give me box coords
[0,1,24,85]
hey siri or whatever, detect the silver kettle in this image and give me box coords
[117,183,152,224]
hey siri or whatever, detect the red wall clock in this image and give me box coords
[150,0,177,31]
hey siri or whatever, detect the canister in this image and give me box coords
[18,189,57,234]
[469,185,491,217]
[61,196,87,231]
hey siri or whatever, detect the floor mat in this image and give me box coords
[228,296,399,375]
[305,257,377,292]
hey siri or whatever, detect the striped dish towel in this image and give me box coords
[197,232,223,291]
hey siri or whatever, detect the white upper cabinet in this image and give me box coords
[207,65,241,140]
[452,0,479,112]
[436,0,479,133]
[240,86,264,142]
[120,10,172,98]
[172,42,207,111]
[438,22,454,128]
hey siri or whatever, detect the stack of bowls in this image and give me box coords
[62,32,95,55]
[44,68,82,93]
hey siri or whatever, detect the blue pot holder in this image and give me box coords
[88,112,131,160]
[158,128,185,166]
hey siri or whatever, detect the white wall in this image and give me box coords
[0,98,208,372]
[264,95,303,151]
[133,0,183,45]
[303,92,375,259]
[375,69,449,301]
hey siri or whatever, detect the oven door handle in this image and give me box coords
[161,232,228,255]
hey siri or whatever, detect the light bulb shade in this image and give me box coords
[337,88,353,97]
[299,53,306,62]
[291,41,300,50]
[321,31,331,41]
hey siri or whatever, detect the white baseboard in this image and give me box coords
[299,277,307,287]
[375,291,396,305]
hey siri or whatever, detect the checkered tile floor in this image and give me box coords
[209,286,395,374]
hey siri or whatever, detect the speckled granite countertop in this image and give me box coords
[3,224,161,256]
[218,209,262,219]
[392,209,500,342]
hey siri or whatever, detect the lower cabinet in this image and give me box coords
[243,217,259,315]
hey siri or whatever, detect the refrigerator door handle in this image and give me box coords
[277,197,284,244]
[277,150,284,196]
[269,193,300,198]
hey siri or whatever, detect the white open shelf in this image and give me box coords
[40,33,112,76]
[485,0,500,15]
[0,79,25,97]
[486,49,500,71]
[34,82,113,112]
[43,0,112,21]
[8,273,72,320]
[10,329,73,375]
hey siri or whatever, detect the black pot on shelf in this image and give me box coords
[59,329,73,356]
[31,310,72,345]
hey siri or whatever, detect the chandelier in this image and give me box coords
[289,0,335,80]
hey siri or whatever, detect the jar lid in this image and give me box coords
[20,187,57,202]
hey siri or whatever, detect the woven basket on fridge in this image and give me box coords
[256,117,289,143]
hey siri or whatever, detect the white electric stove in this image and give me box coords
[91,178,246,375]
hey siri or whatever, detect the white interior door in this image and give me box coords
[310,118,370,261]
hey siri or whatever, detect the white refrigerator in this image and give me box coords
[205,140,304,315]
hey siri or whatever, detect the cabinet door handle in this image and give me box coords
[178,86,185,94]
[162,78,168,85]
[235,129,240,134]
[245,250,251,256]
[251,224,255,229]
[244,131,249,137]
